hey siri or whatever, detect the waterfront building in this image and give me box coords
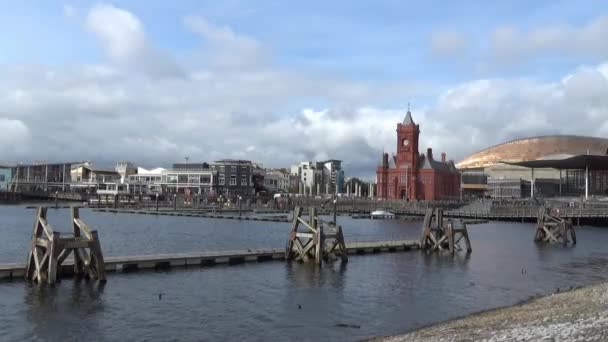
[212,159,255,198]
[290,160,344,195]
[376,110,460,201]
[457,135,608,198]
[317,160,345,194]
[161,163,216,196]
[127,167,166,194]
[115,162,137,183]
[263,168,292,193]
[0,165,12,191]
[10,161,84,192]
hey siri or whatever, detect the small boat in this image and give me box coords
[370,210,395,219]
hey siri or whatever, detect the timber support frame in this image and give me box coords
[25,207,106,285]
[420,208,472,255]
[286,206,348,265]
[534,207,576,245]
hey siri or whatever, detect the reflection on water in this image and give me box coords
[2,205,608,341]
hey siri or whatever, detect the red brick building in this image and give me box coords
[376,110,460,200]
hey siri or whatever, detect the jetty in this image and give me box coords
[0,240,419,281]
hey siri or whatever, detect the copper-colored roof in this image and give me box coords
[457,135,608,169]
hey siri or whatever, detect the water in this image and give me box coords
[2,205,608,341]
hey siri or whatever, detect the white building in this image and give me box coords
[264,169,291,193]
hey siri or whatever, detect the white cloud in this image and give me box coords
[491,15,608,64]
[184,16,266,69]
[86,4,183,77]
[430,31,466,57]
[3,4,608,180]
[0,118,30,157]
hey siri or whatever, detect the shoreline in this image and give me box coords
[373,281,608,341]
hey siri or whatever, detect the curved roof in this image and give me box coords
[457,135,608,169]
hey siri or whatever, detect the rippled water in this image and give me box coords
[2,205,608,341]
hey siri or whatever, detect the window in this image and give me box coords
[200,176,211,184]
[219,174,225,185]
[178,175,188,183]
[219,166,225,171]
[400,175,406,184]
[167,175,177,183]
[230,175,237,186]
[231,166,237,172]
[241,175,247,185]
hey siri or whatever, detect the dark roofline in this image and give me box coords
[461,135,608,161]
[502,154,608,170]
[13,161,88,167]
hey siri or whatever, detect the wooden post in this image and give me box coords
[90,230,106,282]
[71,207,84,275]
[47,231,60,285]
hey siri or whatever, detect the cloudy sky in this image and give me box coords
[1,1,608,178]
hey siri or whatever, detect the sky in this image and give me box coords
[1,1,608,179]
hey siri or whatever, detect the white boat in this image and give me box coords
[370,210,395,219]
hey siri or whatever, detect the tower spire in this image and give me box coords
[403,103,414,125]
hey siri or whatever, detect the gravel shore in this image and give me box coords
[376,282,608,342]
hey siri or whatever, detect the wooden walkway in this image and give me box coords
[92,208,291,222]
[0,239,419,281]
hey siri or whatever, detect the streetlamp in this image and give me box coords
[155,193,159,211]
[173,193,177,211]
[238,195,243,217]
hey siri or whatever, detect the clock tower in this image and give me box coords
[395,109,419,169]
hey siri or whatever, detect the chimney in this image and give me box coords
[441,152,446,163]
[427,148,433,160]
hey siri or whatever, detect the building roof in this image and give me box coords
[403,110,414,125]
[172,163,210,170]
[137,167,166,175]
[418,154,457,173]
[457,135,608,169]
[214,159,252,164]
[503,154,608,170]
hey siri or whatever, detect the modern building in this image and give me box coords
[11,161,85,192]
[127,167,166,194]
[115,162,137,183]
[0,166,12,191]
[290,160,344,195]
[212,159,255,198]
[317,160,345,194]
[457,135,608,198]
[376,110,460,200]
[161,163,216,196]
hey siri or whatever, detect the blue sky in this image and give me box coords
[1,1,608,177]
[4,1,607,82]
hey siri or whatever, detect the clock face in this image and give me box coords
[402,139,409,146]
